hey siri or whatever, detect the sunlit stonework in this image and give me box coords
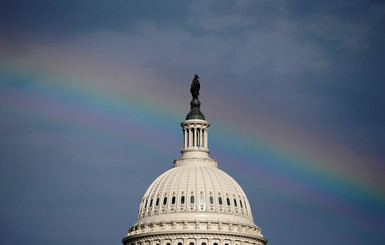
[122,76,267,245]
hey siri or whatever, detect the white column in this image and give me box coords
[183,128,187,149]
[204,128,208,148]
[189,128,193,148]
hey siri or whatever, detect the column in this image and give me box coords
[189,128,193,148]
[184,128,188,149]
[204,128,208,148]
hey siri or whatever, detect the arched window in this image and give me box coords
[183,130,186,148]
[167,243,171,245]
[144,199,148,209]
[234,199,237,207]
[186,130,190,147]
[149,199,153,207]
[156,197,159,206]
[190,195,195,204]
[201,243,207,245]
[181,195,185,204]
[172,196,176,205]
[192,128,195,146]
[202,129,205,146]
[163,197,167,205]
[240,200,243,208]
[190,243,194,245]
[218,197,223,205]
[178,243,183,245]
[226,197,231,206]
[197,128,200,146]
[213,243,218,245]
[209,196,214,204]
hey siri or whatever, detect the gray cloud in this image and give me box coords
[0,0,188,41]
[1,1,385,244]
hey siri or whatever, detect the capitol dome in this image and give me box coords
[137,155,254,225]
[122,76,267,245]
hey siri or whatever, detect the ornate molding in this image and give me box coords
[123,230,267,245]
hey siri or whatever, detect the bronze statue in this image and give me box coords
[186,74,205,120]
[190,74,200,99]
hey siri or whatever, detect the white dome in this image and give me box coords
[136,158,254,226]
[123,116,266,245]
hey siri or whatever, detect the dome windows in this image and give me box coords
[209,193,214,211]
[199,192,205,211]
[189,192,196,210]
[139,191,251,219]
[156,197,160,207]
[136,169,254,221]
[218,197,223,205]
[199,193,204,204]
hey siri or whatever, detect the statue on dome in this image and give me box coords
[186,74,205,120]
[190,74,200,99]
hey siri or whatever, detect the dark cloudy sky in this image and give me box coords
[1,1,384,245]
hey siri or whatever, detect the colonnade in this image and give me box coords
[182,122,209,150]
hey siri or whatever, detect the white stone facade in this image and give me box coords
[122,118,267,245]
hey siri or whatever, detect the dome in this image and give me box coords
[122,77,267,245]
[136,158,254,226]
[124,119,266,245]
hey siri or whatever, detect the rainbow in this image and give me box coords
[1,53,384,238]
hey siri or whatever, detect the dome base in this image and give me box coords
[123,229,267,245]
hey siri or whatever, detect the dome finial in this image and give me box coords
[186,74,205,120]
